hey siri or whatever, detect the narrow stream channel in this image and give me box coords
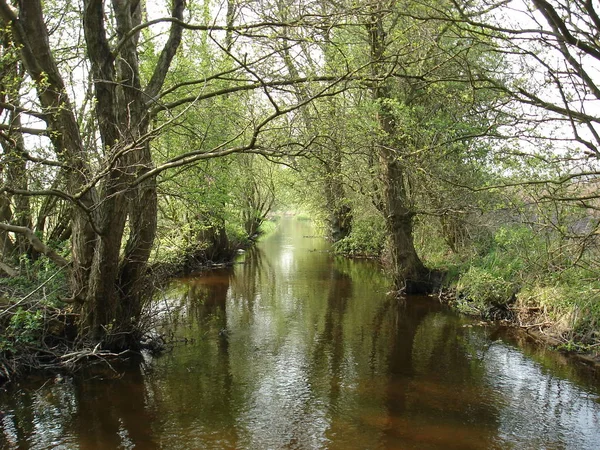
[1,217,600,449]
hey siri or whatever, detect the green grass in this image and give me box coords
[420,224,600,349]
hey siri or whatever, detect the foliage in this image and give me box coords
[456,266,516,308]
[256,219,278,239]
[0,0,600,377]
[0,309,44,352]
[333,214,386,257]
[436,214,600,348]
[0,257,68,306]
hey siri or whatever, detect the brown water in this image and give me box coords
[1,217,600,449]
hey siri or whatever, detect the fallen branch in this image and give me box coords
[520,321,553,329]
[60,345,129,369]
[514,306,543,312]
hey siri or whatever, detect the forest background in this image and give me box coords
[0,0,599,381]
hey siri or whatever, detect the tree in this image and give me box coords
[0,0,352,348]
[358,0,505,291]
[0,0,188,347]
[449,0,600,167]
[441,0,600,262]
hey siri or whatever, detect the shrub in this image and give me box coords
[333,215,386,257]
[0,308,44,353]
[456,266,516,307]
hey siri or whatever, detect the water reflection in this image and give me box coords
[1,218,600,449]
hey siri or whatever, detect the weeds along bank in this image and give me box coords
[2,206,598,384]
[333,210,600,358]
[446,224,600,356]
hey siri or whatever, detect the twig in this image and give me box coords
[521,321,552,329]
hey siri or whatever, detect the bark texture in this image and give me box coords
[0,0,185,349]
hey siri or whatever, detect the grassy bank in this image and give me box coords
[429,225,600,357]
[331,211,600,358]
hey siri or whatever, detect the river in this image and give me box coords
[1,217,600,449]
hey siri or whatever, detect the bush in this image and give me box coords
[333,215,386,257]
[0,308,44,354]
[450,227,531,315]
[257,219,277,238]
[0,257,68,308]
[456,266,515,307]
[225,222,252,248]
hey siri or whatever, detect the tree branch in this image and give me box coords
[0,222,69,267]
[144,0,185,100]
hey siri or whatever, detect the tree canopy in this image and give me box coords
[0,0,598,358]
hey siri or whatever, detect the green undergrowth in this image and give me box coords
[0,258,72,382]
[0,256,68,305]
[429,225,600,351]
[256,218,278,240]
[333,215,386,257]
[0,308,44,354]
[324,211,600,352]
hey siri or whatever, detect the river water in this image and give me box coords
[1,217,600,449]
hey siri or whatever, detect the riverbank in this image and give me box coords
[0,242,250,386]
[0,217,285,386]
[3,216,600,449]
[332,223,600,365]
[328,214,600,367]
[437,287,600,369]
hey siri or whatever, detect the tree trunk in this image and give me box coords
[324,148,352,241]
[115,159,158,349]
[0,194,15,258]
[0,0,98,302]
[378,146,427,290]
[3,111,32,257]
[0,31,33,258]
[368,2,429,293]
[76,0,182,348]
[1,0,184,349]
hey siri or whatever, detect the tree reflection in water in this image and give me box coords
[1,218,600,449]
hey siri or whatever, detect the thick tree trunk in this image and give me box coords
[1,0,184,349]
[378,147,428,291]
[77,0,182,348]
[368,2,429,293]
[114,164,158,349]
